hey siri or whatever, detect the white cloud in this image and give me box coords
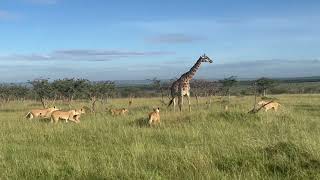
[145,33,207,44]
[0,49,175,62]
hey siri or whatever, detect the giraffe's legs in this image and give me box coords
[178,96,183,112]
[186,94,191,112]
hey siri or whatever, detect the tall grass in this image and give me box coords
[0,95,319,179]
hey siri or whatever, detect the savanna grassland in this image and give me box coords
[0,95,320,179]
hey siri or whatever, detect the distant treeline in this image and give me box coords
[0,77,320,106]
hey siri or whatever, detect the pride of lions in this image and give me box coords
[25,107,86,124]
[25,103,161,126]
[25,99,281,126]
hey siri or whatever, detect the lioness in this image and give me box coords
[258,101,281,112]
[73,108,86,122]
[26,106,59,120]
[50,109,85,124]
[110,108,129,116]
[148,107,160,126]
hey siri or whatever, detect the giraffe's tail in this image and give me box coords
[168,98,174,107]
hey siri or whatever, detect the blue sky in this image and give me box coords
[0,0,320,82]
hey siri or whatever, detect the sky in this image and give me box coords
[0,0,320,82]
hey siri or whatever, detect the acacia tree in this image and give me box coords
[29,79,55,108]
[148,77,166,101]
[120,87,140,98]
[0,85,11,103]
[9,85,29,101]
[52,78,75,103]
[219,76,238,101]
[86,81,115,112]
[207,81,222,97]
[190,79,208,104]
[256,77,276,96]
[190,79,221,107]
[52,78,88,107]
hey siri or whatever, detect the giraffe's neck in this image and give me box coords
[184,58,202,80]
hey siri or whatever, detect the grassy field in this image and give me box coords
[0,95,320,179]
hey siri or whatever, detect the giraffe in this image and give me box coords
[168,54,213,112]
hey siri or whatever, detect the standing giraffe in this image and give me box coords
[168,54,213,112]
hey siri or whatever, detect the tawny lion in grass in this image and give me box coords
[72,108,87,122]
[50,108,85,124]
[25,106,59,120]
[258,101,281,112]
[148,107,160,126]
[109,108,129,116]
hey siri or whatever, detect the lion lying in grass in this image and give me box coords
[148,107,160,126]
[25,106,59,120]
[50,108,85,124]
[109,108,129,116]
[258,101,281,112]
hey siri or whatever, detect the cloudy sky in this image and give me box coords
[1,0,320,82]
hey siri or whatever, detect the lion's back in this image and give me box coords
[51,111,71,119]
[31,109,48,116]
[265,102,280,109]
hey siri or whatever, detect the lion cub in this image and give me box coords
[50,108,85,124]
[258,101,281,112]
[110,108,129,116]
[148,107,160,126]
[26,106,59,120]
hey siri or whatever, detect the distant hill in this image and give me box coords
[275,76,320,83]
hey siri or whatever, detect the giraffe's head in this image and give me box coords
[199,54,213,63]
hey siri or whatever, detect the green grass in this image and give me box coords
[0,95,320,179]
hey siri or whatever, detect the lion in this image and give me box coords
[73,108,86,122]
[148,107,160,126]
[110,108,129,116]
[50,108,85,124]
[257,100,281,112]
[25,106,59,120]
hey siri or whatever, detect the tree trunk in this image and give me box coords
[195,94,199,105]
[49,95,57,107]
[263,89,266,97]
[67,95,74,109]
[41,98,47,108]
[91,96,97,113]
